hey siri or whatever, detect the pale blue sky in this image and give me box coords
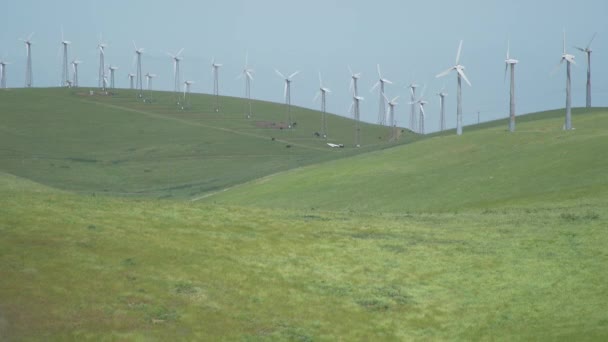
[2,0,607,132]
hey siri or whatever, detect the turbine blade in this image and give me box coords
[289,71,300,79]
[506,39,510,59]
[377,64,382,78]
[382,92,389,103]
[458,69,472,86]
[574,46,585,52]
[456,40,463,64]
[436,67,453,78]
[383,79,393,85]
[275,69,286,79]
[313,91,320,103]
[587,32,597,49]
[318,71,323,87]
[133,40,137,50]
[176,48,184,56]
[28,32,35,40]
[348,65,354,75]
[563,30,566,54]
[370,81,379,92]
[504,63,508,83]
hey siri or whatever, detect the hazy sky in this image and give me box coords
[2,0,607,132]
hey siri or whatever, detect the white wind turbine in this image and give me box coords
[60,28,71,87]
[436,86,448,131]
[350,95,365,147]
[182,80,195,109]
[0,58,10,89]
[275,69,300,128]
[133,41,144,98]
[408,82,419,132]
[314,72,331,139]
[552,31,576,130]
[71,59,82,87]
[370,64,393,125]
[211,58,222,112]
[410,86,428,135]
[167,48,184,101]
[145,72,156,102]
[383,93,400,140]
[128,73,135,89]
[238,52,254,118]
[97,36,107,90]
[348,66,361,97]
[505,40,519,132]
[575,33,596,108]
[19,32,34,88]
[436,40,472,136]
[109,65,118,89]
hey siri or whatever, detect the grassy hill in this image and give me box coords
[1,90,607,340]
[207,107,608,213]
[0,88,414,198]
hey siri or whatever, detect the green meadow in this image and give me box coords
[1,89,607,340]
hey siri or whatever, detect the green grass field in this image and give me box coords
[1,89,607,340]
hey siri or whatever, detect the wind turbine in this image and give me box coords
[348,66,361,97]
[410,86,428,135]
[275,69,300,128]
[408,82,419,132]
[436,86,448,131]
[314,72,331,138]
[71,59,82,87]
[128,73,135,89]
[19,33,34,88]
[370,64,393,125]
[144,72,156,103]
[383,93,400,140]
[182,80,195,109]
[109,65,118,89]
[553,31,576,130]
[436,40,472,136]
[575,33,596,108]
[238,52,254,118]
[60,28,71,87]
[211,58,222,112]
[133,41,144,98]
[167,48,184,102]
[350,95,364,147]
[505,40,519,132]
[97,36,107,89]
[0,59,10,89]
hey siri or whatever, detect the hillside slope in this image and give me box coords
[207,108,608,212]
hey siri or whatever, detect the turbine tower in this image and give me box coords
[408,82,419,132]
[553,31,576,130]
[575,33,596,108]
[20,33,34,88]
[350,95,364,147]
[349,66,361,97]
[370,64,393,125]
[505,40,519,132]
[314,72,331,139]
[71,59,82,87]
[436,87,448,131]
[167,48,184,102]
[128,73,135,89]
[97,37,107,90]
[383,93,400,140]
[436,40,472,136]
[109,65,118,89]
[0,59,9,89]
[211,58,222,112]
[145,72,156,103]
[239,53,254,118]
[275,69,300,128]
[60,29,71,87]
[133,42,144,98]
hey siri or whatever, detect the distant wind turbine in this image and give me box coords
[182,80,195,109]
[128,73,135,89]
[436,86,448,131]
[211,58,222,112]
[370,64,393,125]
[145,72,156,103]
[505,40,519,132]
[71,59,82,87]
[133,41,144,98]
[19,32,34,88]
[410,86,428,135]
[383,93,400,140]
[97,36,107,90]
[275,69,300,128]
[348,66,361,97]
[167,48,184,103]
[575,32,596,108]
[238,52,254,118]
[552,31,576,130]
[0,59,10,89]
[436,40,472,136]
[314,72,331,139]
[350,95,364,147]
[109,65,118,89]
[60,28,71,87]
[408,82,419,132]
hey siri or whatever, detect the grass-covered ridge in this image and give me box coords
[1,171,607,340]
[207,107,608,213]
[0,88,414,199]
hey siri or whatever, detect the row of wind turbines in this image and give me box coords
[0,30,598,141]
